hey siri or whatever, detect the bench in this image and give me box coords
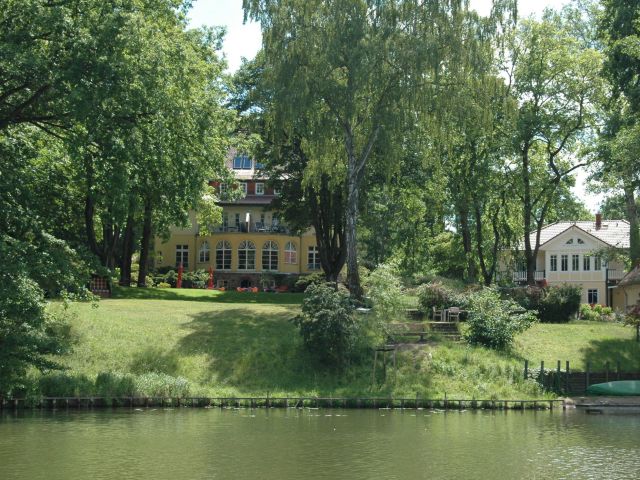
[387,322,429,343]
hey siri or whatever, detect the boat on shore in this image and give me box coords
[586,380,640,396]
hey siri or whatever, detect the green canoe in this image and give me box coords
[586,380,640,396]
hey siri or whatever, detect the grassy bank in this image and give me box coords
[39,289,640,400]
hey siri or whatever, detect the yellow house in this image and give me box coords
[502,215,630,309]
[153,152,319,289]
[618,266,640,312]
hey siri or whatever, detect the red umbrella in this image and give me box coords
[177,263,183,289]
[208,265,214,289]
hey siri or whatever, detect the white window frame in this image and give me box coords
[175,244,189,268]
[572,254,579,271]
[233,155,252,170]
[255,182,265,195]
[284,241,297,264]
[239,182,247,196]
[215,240,232,270]
[583,255,591,271]
[198,241,210,263]
[588,289,599,305]
[262,241,279,271]
[550,255,557,272]
[308,245,320,270]
[561,254,568,272]
[238,240,256,270]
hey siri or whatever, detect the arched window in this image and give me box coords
[215,241,232,270]
[284,241,297,264]
[238,240,256,270]
[566,238,574,244]
[577,238,585,244]
[198,241,210,263]
[262,241,279,271]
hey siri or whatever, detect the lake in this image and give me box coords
[1,408,639,479]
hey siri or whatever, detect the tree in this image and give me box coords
[508,11,604,284]
[598,0,640,265]
[243,0,470,297]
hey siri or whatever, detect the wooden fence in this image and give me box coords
[524,360,640,395]
[0,395,565,411]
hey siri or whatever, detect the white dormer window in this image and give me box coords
[233,155,252,170]
[255,183,264,195]
[239,182,247,196]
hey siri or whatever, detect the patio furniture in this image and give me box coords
[432,307,444,321]
[448,307,461,322]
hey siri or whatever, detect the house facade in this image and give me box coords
[503,215,630,309]
[153,152,320,289]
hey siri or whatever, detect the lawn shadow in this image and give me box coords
[580,337,640,371]
[174,308,379,395]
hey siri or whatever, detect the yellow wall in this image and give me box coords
[154,231,319,274]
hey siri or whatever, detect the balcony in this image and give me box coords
[212,222,291,235]
[607,269,625,281]
[511,271,546,283]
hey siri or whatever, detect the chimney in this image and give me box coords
[595,212,602,230]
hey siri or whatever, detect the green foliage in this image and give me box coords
[95,372,136,397]
[292,283,357,367]
[465,289,537,350]
[156,282,171,289]
[134,372,191,398]
[293,272,325,293]
[38,373,94,398]
[580,304,615,322]
[538,284,582,323]
[364,264,405,323]
[417,282,459,313]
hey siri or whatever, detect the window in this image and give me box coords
[238,240,256,270]
[550,255,557,272]
[255,183,265,195]
[273,188,279,196]
[255,161,265,169]
[199,241,210,263]
[566,238,574,244]
[235,213,241,229]
[308,246,320,270]
[577,238,585,244]
[223,213,228,229]
[583,255,591,271]
[219,183,227,195]
[572,254,579,271]
[262,241,279,271]
[175,245,189,268]
[594,256,602,271]
[215,241,232,270]
[561,254,568,272]
[233,155,252,170]
[285,241,297,264]
[588,289,599,305]
[239,182,247,196]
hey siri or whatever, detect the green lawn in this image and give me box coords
[44,290,640,400]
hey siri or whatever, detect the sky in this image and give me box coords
[188,0,602,214]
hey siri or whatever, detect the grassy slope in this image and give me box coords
[55,287,640,399]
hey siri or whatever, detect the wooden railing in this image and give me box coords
[511,271,545,282]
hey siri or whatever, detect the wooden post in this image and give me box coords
[393,348,397,385]
[586,362,590,390]
[539,361,544,387]
[524,360,529,379]
[565,361,570,394]
[556,361,561,393]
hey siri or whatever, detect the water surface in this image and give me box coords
[1,408,638,479]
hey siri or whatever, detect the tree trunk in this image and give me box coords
[458,204,476,283]
[624,181,640,265]
[119,211,136,286]
[137,198,153,287]
[312,178,347,282]
[345,156,362,298]
[521,145,537,286]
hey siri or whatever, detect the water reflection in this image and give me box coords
[1,408,639,479]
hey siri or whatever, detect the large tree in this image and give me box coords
[243,0,473,297]
[508,10,604,284]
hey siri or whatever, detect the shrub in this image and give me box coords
[182,269,209,289]
[293,272,325,292]
[364,263,405,322]
[292,282,358,367]
[464,288,537,350]
[156,282,171,289]
[538,284,581,323]
[134,372,190,397]
[164,269,177,287]
[502,286,544,311]
[95,372,136,397]
[580,303,615,322]
[38,373,94,397]
[417,282,455,312]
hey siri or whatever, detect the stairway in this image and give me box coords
[430,322,461,341]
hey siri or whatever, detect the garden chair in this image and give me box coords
[432,307,443,321]
[448,307,461,322]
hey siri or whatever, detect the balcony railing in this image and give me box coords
[607,269,625,281]
[511,271,545,283]
[212,223,290,234]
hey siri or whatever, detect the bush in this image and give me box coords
[164,270,177,287]
[502,286,544,311]
[293,272,325,292]
[538,284,581,323]
[156,282,171,289]
[134,372,190,397]
[464,288,537,350]
[95,372,136,397]
[417,281,473,313]
[292,283,358,367]
[580,303,615,322]
[364,263,405,322]
[38,373,94,397]
[182,269,209,289]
